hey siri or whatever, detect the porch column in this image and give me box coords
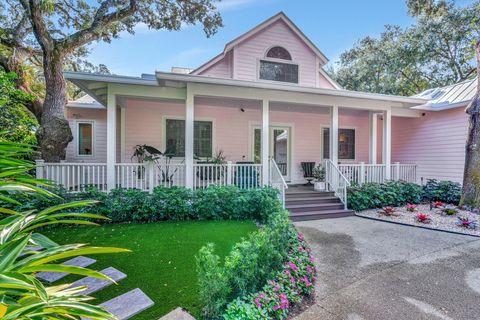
[382,108,392,180]
[330,105,339,164]
[262,99,269,185]
[106,90,117,191]
[185,88,194,188]
[369,111,377,164]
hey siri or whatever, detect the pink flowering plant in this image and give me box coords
[224,232,316,319]
[405,204,417,212]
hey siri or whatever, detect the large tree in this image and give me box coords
[332,0,479,96]
[0,0,222,162]
[461,37,480,207]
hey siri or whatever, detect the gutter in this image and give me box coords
[155,71,428,106]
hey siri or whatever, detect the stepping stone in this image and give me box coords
[89,288,154,320]
[37,256,96,283]
[160,307,196,320]
[69,267,127,295]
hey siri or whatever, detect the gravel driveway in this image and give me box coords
[294,216,480,320]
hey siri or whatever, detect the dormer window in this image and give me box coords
[260,46,298,84]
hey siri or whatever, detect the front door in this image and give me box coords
[252,126,291,181]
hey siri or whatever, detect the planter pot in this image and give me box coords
[314,181,325,191]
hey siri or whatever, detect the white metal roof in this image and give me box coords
[414,78,477,111]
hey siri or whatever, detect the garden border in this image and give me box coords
[355,214,480,238]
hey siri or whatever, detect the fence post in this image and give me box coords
[226,161,233,185]
[148,162,155,193]
[35,159,45,179]
[359,162,365,185]
[395,162,400,181]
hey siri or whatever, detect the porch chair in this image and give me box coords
[301,162,316,185]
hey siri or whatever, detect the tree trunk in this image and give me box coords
[36,49,73,162]
[461,40,480,208]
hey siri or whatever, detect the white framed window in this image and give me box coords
[322,128,356,160]
[76,121,95,157]
[165,119,213,158]
[259,46,298,84]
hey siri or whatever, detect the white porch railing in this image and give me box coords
[325,160,350,209]
[338,162,417,185]
[193,162,263,189]
[36,161,107,192]
[269,158,288,208]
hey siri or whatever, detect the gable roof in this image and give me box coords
[192,12,329,75]
[413,77,477,111]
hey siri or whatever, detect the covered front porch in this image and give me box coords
[37,72,424,205]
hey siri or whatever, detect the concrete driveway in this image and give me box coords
[294,216,480,320]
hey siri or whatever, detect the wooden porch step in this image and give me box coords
[286,202,345,213]
[285,196,341,205]
[290,209,355,222]
[285,191,336,198]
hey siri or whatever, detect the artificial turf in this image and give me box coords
[45,220,257,319]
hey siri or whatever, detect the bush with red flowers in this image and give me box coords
[405,203,417,212]
[378,206,397,216]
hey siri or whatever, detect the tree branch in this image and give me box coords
[19,0,54,52]
[59,0,137,52]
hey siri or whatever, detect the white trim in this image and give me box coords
[318,68,342,90]
[321,125,357,163]
[192,12,329,75]
[156,71,427,106]
[120,107,126,162]
[249,121,294,182]
[75,120,96,158]
[161,115,216,159]
[257,57,300,85]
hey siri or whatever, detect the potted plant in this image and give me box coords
[312,164,326,191]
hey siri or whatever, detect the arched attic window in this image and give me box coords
[260,46,298,84]
[266,46,292,60]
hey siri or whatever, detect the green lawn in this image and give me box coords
[45,220,257,319]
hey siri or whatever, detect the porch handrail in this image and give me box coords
[325,159,350,210]
[269,158,288,208]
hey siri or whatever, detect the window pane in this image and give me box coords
[166,119,185,157]
[259,60,298,83]
[266,47,292,60]
[78,123,93,155]
[323,128,355,160]
[166,119,213,158]
[254,128,261,163]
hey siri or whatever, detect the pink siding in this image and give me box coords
[234,20,317,87]
[66,108,108,163]
[66,101,371,184]
[392,108,468,183]
[198,51,232,78]
[318,72,337,89]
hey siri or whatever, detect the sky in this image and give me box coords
[84,0,473,76]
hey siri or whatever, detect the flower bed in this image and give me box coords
[357,204,480,236]
[196,210,317,319]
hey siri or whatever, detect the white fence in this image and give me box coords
[36,161,107,192]
[193,162,263,189]
[36,161,263,191]
[338,162,417,185]
[325,160,350,209]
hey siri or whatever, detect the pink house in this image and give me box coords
[36,12,474,216]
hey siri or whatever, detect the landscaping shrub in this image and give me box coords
[423,179,461,204]
[2,185,281,223]
[347,181,424,211]
[196,210,316,319]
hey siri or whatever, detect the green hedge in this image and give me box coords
[347,179,462,211]
[4,185,281,223]
[196,210,316,319]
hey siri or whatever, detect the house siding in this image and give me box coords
[66,102,371,184]
[66,108,108,163]
[391,107,468,183]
